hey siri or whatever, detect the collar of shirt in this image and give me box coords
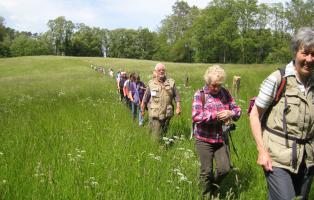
[284,61,295,77]
[285,60,308,94]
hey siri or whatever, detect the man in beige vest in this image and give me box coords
[141,63,181,140]
[250,27,314,200]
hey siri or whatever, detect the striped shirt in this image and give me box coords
[192,86,241,143]
[255,61,306,109]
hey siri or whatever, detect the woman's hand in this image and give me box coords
[257,149,273,172]
[217,110,232,121]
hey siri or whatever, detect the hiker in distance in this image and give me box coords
[249,27,314,200]
[141,63,181,140]
[192,65,241,197]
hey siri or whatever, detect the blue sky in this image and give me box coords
[0,0,287,33]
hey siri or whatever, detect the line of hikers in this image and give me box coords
[116,70,146,126]
[93,27,314,200]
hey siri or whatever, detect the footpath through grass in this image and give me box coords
[0,56,313,199]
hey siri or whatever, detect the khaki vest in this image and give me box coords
[263,74,314,173]
[148,78,175,120]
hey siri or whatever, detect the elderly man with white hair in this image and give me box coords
[141,63,181,140]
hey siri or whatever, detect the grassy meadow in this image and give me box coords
[0,56,313,199]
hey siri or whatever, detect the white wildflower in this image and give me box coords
[91,181,98,186]
[58,90,65,96]
[154,156,161,161]
[186,149,193,153]
[238,99,246,103]
[179,175,188,182]
[176,171,183,176]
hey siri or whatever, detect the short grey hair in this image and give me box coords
[204,65,226,85]
[291,27,314,55]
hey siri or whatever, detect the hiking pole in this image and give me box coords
[228,131,239,158]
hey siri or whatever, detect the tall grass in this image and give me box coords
[0,56,312,199]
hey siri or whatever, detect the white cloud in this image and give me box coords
[0,0,285,33]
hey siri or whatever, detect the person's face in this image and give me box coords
[208,81,222,95]
[156,66,166,78]
[295,46,314,79]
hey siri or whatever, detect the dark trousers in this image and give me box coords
[195,139,231,195]
[265,164,313,200]
[131,102,137,120]
[124,96,131,109]
[119,87,124,101]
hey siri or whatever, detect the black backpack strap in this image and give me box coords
[265,126,313,169]
[200,90,205,109]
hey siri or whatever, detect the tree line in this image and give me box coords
[0,0,313,64]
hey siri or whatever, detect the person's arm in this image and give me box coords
[173,84,181,115]
[128,83,134,102]
[192,91,203,123]
[175,101,181,115]
[141,86,151,116]
[128,91,134,102]
[249,104,273,172]
[217,89,241,122]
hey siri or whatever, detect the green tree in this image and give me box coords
[134,28,157,60]
[71,24,106,57]
[234,0,259,63]
[0,16,11,57]
[107,29,137,58]
[10,33,52,56]
[285,0,314,33]
[47,16,74,55]
[191,0,239,63]
[156,1,201,62]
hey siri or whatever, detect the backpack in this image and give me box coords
[247,67,287,117]
[119,78,126,88]
[249,67,314,169]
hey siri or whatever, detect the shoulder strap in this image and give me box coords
[261,67,286,125]
[274,67,287,104]
[221,87,232,104]
[200,90,205,109]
